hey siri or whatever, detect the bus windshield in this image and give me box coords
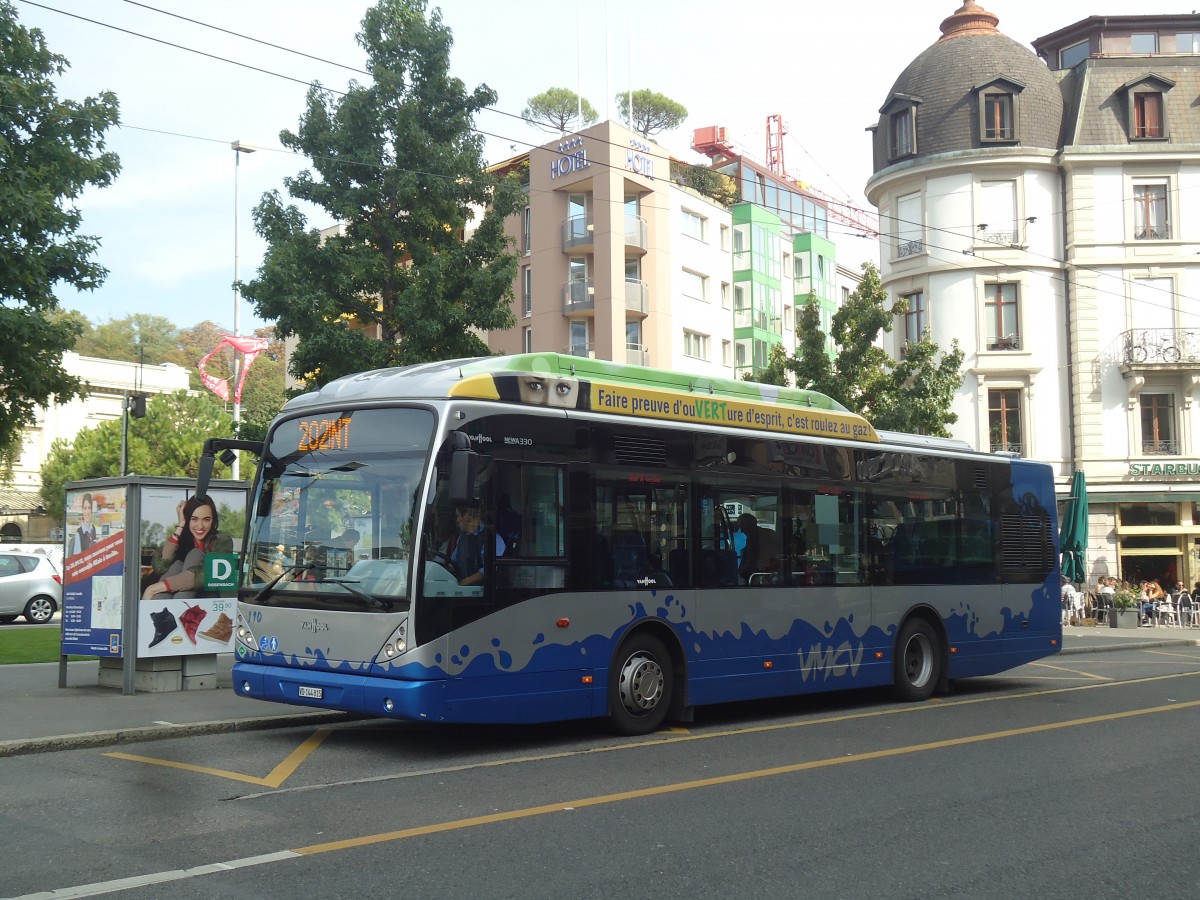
[242,407,435,611]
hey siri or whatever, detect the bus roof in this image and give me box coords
[285,353,882,444]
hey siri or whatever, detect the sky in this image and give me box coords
[14,0,1111,334]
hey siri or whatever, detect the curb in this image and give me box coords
[1060,637,1200,655]
[0,710,359,759]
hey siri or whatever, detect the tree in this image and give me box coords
[240,0,522,390]
[0,3,120,467]
[39,392,233,517]
[614,89,687,139]
[521,87,597,134]
[787,263,965,436]
[73,313,180,365]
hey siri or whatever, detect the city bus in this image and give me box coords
[229,353,1061,734]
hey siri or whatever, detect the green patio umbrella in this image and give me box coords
[1059,469,1088,583]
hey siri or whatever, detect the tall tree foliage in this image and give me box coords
[522,87,597,134]
[787,264,965,436]
[0,2,120,466]
[241,0,522,389]
[39,392,233,516]
[614,89,687,138]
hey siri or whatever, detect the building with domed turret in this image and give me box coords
[866,3,1200,590]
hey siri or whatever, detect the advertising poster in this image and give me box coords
[61,487,128,657]
[137,486,244,658]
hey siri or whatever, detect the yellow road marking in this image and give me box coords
[293,699,1200,855]
[104,727,332,786]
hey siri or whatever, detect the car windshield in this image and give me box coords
[242,407,435,612]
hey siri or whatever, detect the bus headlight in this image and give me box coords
[377,617,408,661]
[236,614,259,651]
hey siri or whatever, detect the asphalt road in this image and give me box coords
[4,646,1200,900]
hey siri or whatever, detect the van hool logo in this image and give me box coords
[301,618,330,633]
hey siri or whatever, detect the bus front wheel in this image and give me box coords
[609,633,673,735]
[892,618,940,701]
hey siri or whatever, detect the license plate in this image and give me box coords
[298,685,323,700]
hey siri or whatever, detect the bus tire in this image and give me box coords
[609,633,673,735]
[891,618,940,702]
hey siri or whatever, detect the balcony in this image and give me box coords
[562,215,594,252]
[625,278,648,315]
[564,343,595,359]
[1134,223,1171,241]
[562,280,594,315]
[990,441,1024,457]
[1142,439,1180,456]
[626,343,648,366]
[625,214,648,254]
[1120,328,1200,368]
[986,334,1022,351]
[896,239,924,258]
[977,229,1019,247]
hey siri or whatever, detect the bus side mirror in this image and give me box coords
[449,449,479,506]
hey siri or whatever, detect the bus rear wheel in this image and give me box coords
[892,618,940,701]
[609,633,673,735]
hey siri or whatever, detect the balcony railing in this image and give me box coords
[564,343,595,359]
[562,280,594,314]
[562,215,594,250]
[1134,223,1171,241]
[986,334,1022,351]
[1122,328,1200,366]
[1142,439,1180,456]
[896,239,924,258]
[625,214,648,251]
[990,441,1024,456]
[625,278,648,314]
[626,343,648,366]
[977,229,1018,246]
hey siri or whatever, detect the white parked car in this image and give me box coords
[0,552,62,624]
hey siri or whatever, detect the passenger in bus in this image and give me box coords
[736,513,780,584]
[451,503,505,586]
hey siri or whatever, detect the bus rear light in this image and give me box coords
[763,660,773,669]
[581,675,593,684]
[875,652,884,660]
[950,647,957,654]
[556,617,570,628]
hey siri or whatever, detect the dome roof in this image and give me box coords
[871,1,1064,173]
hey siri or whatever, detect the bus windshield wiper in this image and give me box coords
[314,577,394,611]
[250,563,313,604]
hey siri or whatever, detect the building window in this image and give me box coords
[902,290,926,346]
[683,330,709,359]
[889,107,915,160]
[522,267,532,317]
[895,193,923,258]
[1133,182,1169,240]
[681,209,705,241]
[984,283,1020,349]
[978,180,1018,245]
[720,281,731,310]
[784,304,793,331]
[1133,92,1165,139]
[722,339,732,367]
[681,269,706,302]
[569,320,590,357]
[523,206,531,254]
[1059,40,1089,69]
[1140,393,1177,455]
[719,224,730,251]
[1176,32,1200,52]
[988,389,1023,454]
[523,326,532,353]
[1131,33,1159,54]
[982,93,1014,141]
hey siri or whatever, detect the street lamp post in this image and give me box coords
[231,140,256,480]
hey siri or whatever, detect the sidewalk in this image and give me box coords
[1,626,1197,758]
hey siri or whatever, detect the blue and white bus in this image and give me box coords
[229,353,1061,734]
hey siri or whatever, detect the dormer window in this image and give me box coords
[1123,74,1173,141]
[880,94,921,162]
[974,77,1024,145]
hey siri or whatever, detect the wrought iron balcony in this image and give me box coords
[986,334,1022,351]
[1121,328,1200,366]
[990,441,1024,456]
[896,239,924,258]
[977,229,1018,246]
[1134,223,1171,241]
[1142,439,1180,456]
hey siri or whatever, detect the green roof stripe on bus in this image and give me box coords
[458,353,849,413]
